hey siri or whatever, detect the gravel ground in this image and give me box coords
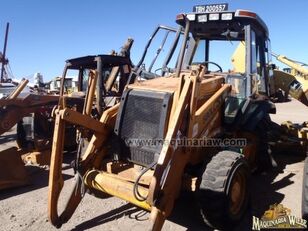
[0,98,307,231]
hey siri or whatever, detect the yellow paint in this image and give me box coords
[231,42,246,73]
[84,170,152,211]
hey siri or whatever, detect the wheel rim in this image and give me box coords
[229,168,246,215]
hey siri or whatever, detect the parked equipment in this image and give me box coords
[48,4,278,230]
[272,52,308,79]
[228,26,308,222]
[0,38,134,190]
[271,52,308,105]
[266,53,308,221]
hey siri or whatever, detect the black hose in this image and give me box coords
[133,161,157,202]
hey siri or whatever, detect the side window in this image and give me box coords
[257,40,267,94]
[251,30,267,94]
[251,30,263,77]
[265,40,273,78]
[266,40,276,95]
[251,31,257,74]
[250,30,258,94]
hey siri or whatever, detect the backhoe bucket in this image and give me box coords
[0,147,29,190]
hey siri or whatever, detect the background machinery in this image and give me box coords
[0,38,134,190]
[48,4,278,230]
[271,52,308,105]
[270,53,308,221]
[273,52,308,79]
[271,54,308,222]
[230,36,308,220]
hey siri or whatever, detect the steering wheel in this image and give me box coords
[191,61,223,73]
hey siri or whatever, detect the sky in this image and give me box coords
[0,0,307,81]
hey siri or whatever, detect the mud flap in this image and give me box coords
[0,147,29,190]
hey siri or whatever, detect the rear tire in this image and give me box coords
[302,157,308,219]
[195,151,250,230]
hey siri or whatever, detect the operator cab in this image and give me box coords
[176,3,274,98]
[60,54,132,115]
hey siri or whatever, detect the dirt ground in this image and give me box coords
[0,98,307,231]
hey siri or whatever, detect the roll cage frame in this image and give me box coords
[175,10,273,98]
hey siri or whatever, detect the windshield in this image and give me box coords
[178,21,269,98]
[190,39,244,73]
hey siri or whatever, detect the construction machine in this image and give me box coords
[48,3,277,230]
[271,52,308,105]
[2,38,134,148]
[229,26,308,222]
[231,42,308,105]
[0,38,134,190]
[270,51,308,223]
[259,52,308,221]
[47,76,77,95]
[272,52,308,79]
[231,42,308,150]
[0,77,63,190]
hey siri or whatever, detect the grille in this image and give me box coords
[115,89,172,166]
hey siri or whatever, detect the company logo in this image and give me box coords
[252,204,307,230]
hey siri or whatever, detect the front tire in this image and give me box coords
[195,151,250,230]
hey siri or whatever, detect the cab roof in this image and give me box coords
[65,55,130,70]
[176,9,269,40]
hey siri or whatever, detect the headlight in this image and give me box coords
[198,15,207,22]
[186,14,196,21]
[209,13,219,21]
[221,13,233,20]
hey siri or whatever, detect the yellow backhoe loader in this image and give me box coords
[271,52,308,105]
[252,51,308,221]
[48,4,279,230]
[272,53,308,79]
[230,33,308,221]
[271,51,308,222]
